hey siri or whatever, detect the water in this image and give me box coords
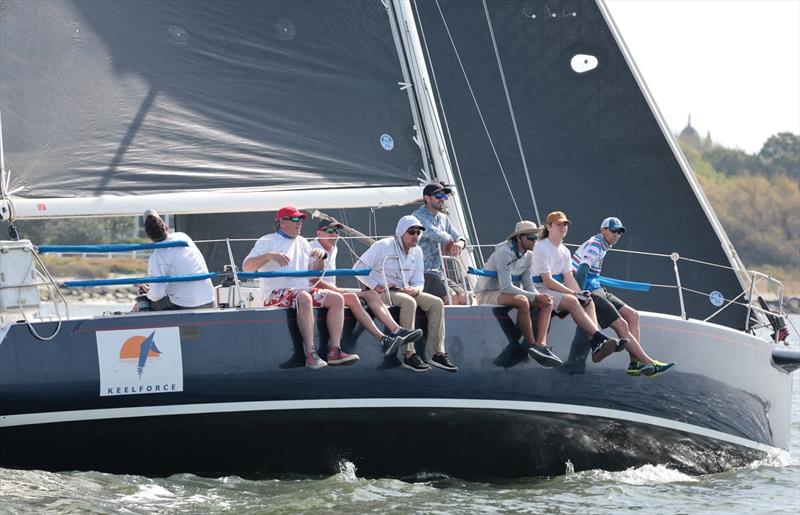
[2,312,798,513]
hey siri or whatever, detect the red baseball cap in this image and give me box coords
[274,205,307,221]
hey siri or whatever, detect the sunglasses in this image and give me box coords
[322,227,340,234]
[525,235,538,241]
[281,216,304,222]
[406,229,422,236]
[433,192,449,199]
[609,229,624,235]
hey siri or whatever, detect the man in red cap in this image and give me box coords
[243,205,358,369]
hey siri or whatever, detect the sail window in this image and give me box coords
[570,54,598,73]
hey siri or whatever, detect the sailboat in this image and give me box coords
[1,0,797,479]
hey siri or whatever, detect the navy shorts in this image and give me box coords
[590,288,626,329]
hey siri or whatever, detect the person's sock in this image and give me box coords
[590,332,607,345]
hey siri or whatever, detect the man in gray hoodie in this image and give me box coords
[474,220,561,367]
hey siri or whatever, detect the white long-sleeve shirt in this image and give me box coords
[147,232,214,307]
[356,236,424,290]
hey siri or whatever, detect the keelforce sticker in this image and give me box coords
[96,327,184,396]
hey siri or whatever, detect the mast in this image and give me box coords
[389,0,481,266]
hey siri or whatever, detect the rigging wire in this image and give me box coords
[433,0,522,221]
[414,0,484,265]
[481,0,542,225]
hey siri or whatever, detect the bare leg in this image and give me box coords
[359,290,401,333]
[620,305,641,342]
[343,293,384,340]
[295,291,315,354]
[497,294,535,345]
[610,314,652,363]
[533,294,554,345]
[321,291,344,349]
[557,295,601,336]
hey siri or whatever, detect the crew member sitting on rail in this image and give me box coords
[474,220,559,367]
[135,210,214,311]
[572,217,675,377]
[308,218,423,355]
[242,205,358,369]
[355,215,458,372]
[530,211,621,364]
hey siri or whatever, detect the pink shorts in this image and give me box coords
[264,288,329,309]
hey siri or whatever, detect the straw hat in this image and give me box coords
[507,220,540,239]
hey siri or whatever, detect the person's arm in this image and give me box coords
[418,212,453,245]
[521,257,540,295]
[146,255,168,302]
[575,263,590,291]
[243,252,288,272]
[497,248,538,301]
[356,244,384,290]
[540,272,573,294]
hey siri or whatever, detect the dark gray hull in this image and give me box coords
[0,306,792,479]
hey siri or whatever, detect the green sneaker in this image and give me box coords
[627,360,655,377]
[647,361,676,378]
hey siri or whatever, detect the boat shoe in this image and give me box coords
[590,337,618,363]
[327,347,360,366]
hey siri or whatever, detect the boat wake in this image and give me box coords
[575,464,698,485]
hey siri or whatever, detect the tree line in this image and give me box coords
[678,130,799,278]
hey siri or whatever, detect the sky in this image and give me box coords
[604,0,800,154]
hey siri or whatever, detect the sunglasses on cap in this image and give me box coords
[321,227,340,234]
[433,192,449,200]
[525,234,538,241]
[406,228,422,236]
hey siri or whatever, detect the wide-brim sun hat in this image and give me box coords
[508,220,540,239]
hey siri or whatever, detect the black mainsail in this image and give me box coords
[0,0,425,216]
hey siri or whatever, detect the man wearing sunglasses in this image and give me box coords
[412,182,468,305]
[572,217,675,377]
[355,215,458,372]
[474,220,560,367]
[309,219,423,355]
[243,205,358,369]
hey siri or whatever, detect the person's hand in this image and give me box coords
[397,287,418,296]
[373,284,386,294]
[535,293,553,308]
[309,248,326,260]
[270,252,291,266]
[575,290,592,306]
[135,284,150,294]
[448,240,464,256]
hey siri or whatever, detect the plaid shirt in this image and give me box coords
[411,205,464,273]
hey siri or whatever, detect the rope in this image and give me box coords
[481,0,541,225]
[433,0,522,220]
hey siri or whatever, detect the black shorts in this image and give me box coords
[423,271,465,301]
[149,297,213,311]
[590,288,626,329]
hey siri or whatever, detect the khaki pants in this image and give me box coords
[380,290,445,356]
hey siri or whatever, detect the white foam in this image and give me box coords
[118,484,175,503]
[585,464,697,485]
[334,460,358,482]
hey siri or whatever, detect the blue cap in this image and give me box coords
[601,217,625,233]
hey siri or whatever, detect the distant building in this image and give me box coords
[679,114,701,150]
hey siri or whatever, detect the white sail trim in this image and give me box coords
[596,0,751,294]
[1,185,421,220]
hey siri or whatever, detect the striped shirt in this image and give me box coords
[571,233,610,291]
